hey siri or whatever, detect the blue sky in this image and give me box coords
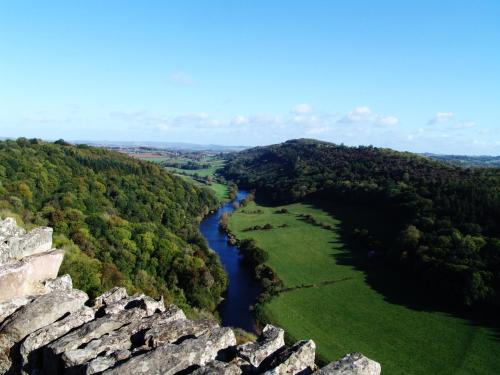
[1,1,499,154]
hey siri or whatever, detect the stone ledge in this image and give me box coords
[0,249,64,303]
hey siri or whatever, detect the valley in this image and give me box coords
[228,200,500,375]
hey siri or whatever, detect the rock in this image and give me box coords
[191,360,243,375]
[143,317,215,348]
[0,249,65,302]
[102,327,236,375]
[102,294,164,316]
[313,353,381,375]
[0,296,32,325]
[92,287,128,309]
[46,307,147,356]
[0,289,88,343]
[0,217,26,240]
[86,355,120,374]
[19,306,95,371]
[0,289,88,373]
[237,324,285,368]
[0,226,53,264]
[60,306,188,370]
[263,340,316,375]
[44,274,73,292]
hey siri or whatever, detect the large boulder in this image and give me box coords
[60,306,189,371]
[92,287,128,309]
[263,340,316,375]
[0,226,53,264]
[0,297,32,325]
[102,327,237,375]
[238,324,285,368]
[313,353,381,375]
[191,360,243,374]
[0,250,65,302]
[0,289,88,373]
[20,306,96,372]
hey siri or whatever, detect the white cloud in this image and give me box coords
[338,106,399,126]
[232,115,249,125]
[452,121,475,129]
[428,112,454,125]
[291,103,313,115]
[379,116,399,126]
[169,71,195,86]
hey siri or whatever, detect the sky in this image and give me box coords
[1,1,499,154]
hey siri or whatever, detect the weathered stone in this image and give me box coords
[0,249,65,302]
[313,353,381,375]
[102,293,164,316]
[0,289,88,343]
[43,307,147,374]
[0,289,87,373]
[92,287,128,309]
[46,307,147,357]
[263,340,316,375]
[143,317,215,347]
[0,226,53,264]
[84,349,132,374]
[86,355,118,374]
[191,360,243,375]
[103,327,236,375]
[44,274,73,292]
[20,306,95,370]
[0,296,32,325]
[61,306,188,369]
[0,217,25,242]
[238,324,285,368]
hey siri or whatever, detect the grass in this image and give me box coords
[137,156,170,163]
[228,201,500,375]
[209,182,229,202]
[164,158,225,177]
[163,156,229,203]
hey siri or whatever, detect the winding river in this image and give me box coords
[199,190,261,333]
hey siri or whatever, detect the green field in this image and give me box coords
[136,156,170,163]
[136,153,228,202]
[162,156,228,202]
[164,158,225,177]
[228,201,500,375]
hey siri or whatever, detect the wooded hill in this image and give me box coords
[221,139,500,309]
[0,138,226,312]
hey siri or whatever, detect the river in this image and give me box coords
[199,190,261,333]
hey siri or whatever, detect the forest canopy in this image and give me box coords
[221,138,500,309]
[0,138,225,312]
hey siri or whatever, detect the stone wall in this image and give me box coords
[0,218,382,375]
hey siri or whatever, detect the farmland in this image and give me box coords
[228,201,500,375]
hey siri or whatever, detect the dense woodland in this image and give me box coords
[0,138,226,312]
[222,139,500,309]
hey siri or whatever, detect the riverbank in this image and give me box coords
[199,190,261,333]
[227,200,500,375]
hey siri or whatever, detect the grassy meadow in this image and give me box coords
[138,154,229,202]
[228,201,500,375]
[164,158,226,177]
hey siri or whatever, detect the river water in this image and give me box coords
[199,190,261,333]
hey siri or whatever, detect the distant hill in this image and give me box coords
[423,153,500,168]
[221,138,500,308]
[76,140,248,153]
[0,138,226,311]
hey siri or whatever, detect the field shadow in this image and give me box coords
[250,193,500,341]
[304,197,500,342]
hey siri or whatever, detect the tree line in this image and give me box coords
[0,138,226,313]
[221,138,500,309]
